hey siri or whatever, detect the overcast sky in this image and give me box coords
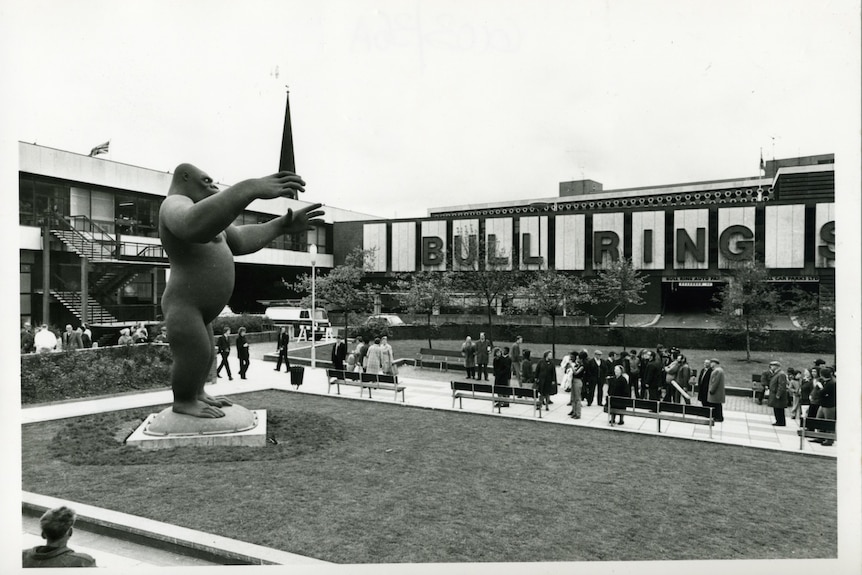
[4,0,859,219]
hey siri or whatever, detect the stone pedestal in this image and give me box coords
[126,405,266,450]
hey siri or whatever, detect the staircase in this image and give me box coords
[91,266,140,298]
[51,229,116,261]
[50,290,118,324]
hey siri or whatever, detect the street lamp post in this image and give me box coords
[310,244,317,368]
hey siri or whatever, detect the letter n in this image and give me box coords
[676,228,706,264]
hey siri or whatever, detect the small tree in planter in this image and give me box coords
[591,258,648,349]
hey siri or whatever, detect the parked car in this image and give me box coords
[365,314,406,327]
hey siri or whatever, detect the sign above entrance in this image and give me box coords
[677,281,714,287]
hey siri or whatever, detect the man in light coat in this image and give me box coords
[707,358,725,422]
[766,360,788,426]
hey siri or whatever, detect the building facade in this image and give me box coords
[333,155,835,319]
[18,142,374,329]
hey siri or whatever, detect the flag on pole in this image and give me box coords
[89,141,110,157]
[759,149,765,174]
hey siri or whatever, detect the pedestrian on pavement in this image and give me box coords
[787,367,802,420]
[365,337,384,374]
[815,367,836,446]
[535,350,557,411]
[331,335,347,371]
[511,335,523,383]
[584,349,610,406]
[153,326,169,344]
[492,347,511,407]
[354,336,368,373]
[568,352,586,419]
[608,364,629,425]
[642,350,664,401]
[21,322,35,354]
[61,324,83,351]
[697,358,712,406]
[520,349,535,388]
[461,336,477,379]
[627,349,641,398]
[34,324,57,353]
[117,328,134,346]
[707,358,725,422]
[380,336,396,375]
[216,326,233,380]
[274,326,290,372]
[22,506,97,568]
[475,332,493,381]
[81,323,93,348]
[236,326,250,379]
[766,360,788,426]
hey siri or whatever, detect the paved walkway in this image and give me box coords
[20,348,835,567]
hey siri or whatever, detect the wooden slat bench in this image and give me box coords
[450,381,542,417]
[360,372,406,402]
[797,416,836,449]
[417,348,465,371]
[606,396,715,438]
[327,369,406,402]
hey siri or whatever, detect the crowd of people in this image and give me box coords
[330,335,398,376]
[455,334,837,440]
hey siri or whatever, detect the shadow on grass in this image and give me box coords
[22,390,837,564]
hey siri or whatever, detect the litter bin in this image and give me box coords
[290,365,305,388]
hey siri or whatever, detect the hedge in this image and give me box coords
[21,345,173,405]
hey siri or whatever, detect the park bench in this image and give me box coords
[450,381,542,417]
[360,372,406,402]
[417,348,466,371]
[326,369,406,402]
[797,416,836,449]
[606,395,715,438]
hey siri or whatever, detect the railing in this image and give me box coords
[101,304,162,323]
[55,215,117,259]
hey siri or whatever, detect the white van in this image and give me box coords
[264,306,331,339]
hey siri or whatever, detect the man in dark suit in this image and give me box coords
[642,351,664,401]
[331,335,347,370]
[274,326,290,372]
[707,358,726,422]
[697,358,712,405]
[216,326,232,380]
[584,349,611,406]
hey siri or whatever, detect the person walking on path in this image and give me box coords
[331,335,347,371]
[461,336,477,379]
[236,326,250,379]
[492,347,511,407]
[815,367,836,446]
[21,322,35,354]
[61,324,83,351]
[380,336,396,375]
[34,324,58,353]
[22,506,97,568]
[535,350,557,411]
[216,327,233,380]
[568,352,586,419]
[585,349,610,407]
[787,367,802,420]
[475,332,493,381]
[354,336,368,373]
[608,364,629,425]
[766,360,788,426]
[274,327,290,372]
[696,358,712,406]
[520,349,535,389]
[365,337,384,374]
[511,335,523,383]
[706,358,725,422]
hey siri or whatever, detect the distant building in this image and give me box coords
[334,154,835,320]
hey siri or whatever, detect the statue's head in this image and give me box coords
[169,163,220,202]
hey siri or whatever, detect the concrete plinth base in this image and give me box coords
[126,405,266,450]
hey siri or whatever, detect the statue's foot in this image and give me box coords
[199,392,233,407]
[172,399,225,418]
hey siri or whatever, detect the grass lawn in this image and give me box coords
[289,338,834,388]
[22,390,837,563]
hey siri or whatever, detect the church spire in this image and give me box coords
[278,86,296,173]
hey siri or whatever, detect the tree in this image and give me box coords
[292,247,377,339]
[713,261,780,361]
[784,284,836,364]
[592,258,648,348]
[394,271,452,349]
[514,270,592,358]
[450,231,523,328]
